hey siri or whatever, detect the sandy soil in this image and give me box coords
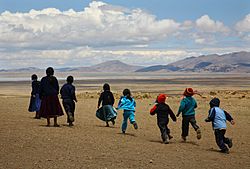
[1,76,250,169]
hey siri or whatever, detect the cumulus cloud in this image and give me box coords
[0,1,248,69]
[235,14,250,32]
[0,1,180,50]
[235,14,250,41]
[196,15,230,33]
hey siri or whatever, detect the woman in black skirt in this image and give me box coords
[39,67,64,127]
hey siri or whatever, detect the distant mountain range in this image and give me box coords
[1,51,250,73]
[0,60,142,73]
[136,51,250,73]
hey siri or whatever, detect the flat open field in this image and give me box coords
[0,74,250,169]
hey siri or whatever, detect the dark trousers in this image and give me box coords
[62,100,75,123]
[214,129,229,151]
[182,115,199,137]
[157,120,170,141]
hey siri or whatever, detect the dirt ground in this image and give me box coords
[1,76,250,169]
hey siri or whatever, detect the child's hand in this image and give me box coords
[180,95,185,100]
[230,120,235,125]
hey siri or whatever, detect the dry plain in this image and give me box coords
[0,73,250,169]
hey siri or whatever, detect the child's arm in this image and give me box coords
[176,100,185,117]
[224,110,235,125]
[72,86,77,102]
[150,105,157,115]
[205,108,215,122]
[168,106,177,122]
[97,93,103,108]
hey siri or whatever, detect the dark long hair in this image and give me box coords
[46,67,56,85]
[123,88,132,101]
[103,83,110,91]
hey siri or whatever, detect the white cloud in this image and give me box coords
[0,1,180,50]
[0,1,248,69]
[235,14,250,32]
[195,15,230,33]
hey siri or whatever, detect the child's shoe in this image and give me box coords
[227,138,233,148]
[182,136,187,142]
[122,130,126,134]
[220,149,229,154]
[196,128,201,140]
[132,122,138,130]
[163,139,169,144]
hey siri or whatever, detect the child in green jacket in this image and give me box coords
[176,88,201,141]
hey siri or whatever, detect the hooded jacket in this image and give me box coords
[117,96,136,111]
[150,94,176,122]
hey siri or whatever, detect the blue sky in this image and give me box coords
[0,0,249,68]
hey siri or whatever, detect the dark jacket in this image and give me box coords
[98,91,115,107]
[150,103,177,123]
[40,76,59,97]
[60,83,77,102]
[31,80,40,95]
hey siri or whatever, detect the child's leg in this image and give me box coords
[166,125,173,139]
[214,129,229,153]
[54,117,59,127]
[46,118,50,126]
[182,117,189,138]
[122,111,129,132]
[189,116,201,139]
[222,130,233,148]
[128,111,138,129]
[157,122,168,143]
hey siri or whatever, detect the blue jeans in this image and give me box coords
[122,110,136,132]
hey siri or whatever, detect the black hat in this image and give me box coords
[209,98,220,107]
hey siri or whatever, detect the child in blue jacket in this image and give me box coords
[205,98,235,154]
[117,89,138,133]
[176,88,201,141]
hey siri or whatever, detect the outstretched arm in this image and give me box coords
[224,110,235,125]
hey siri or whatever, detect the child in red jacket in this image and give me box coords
[150,94,176,144]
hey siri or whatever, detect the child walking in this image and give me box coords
[176,88,201,141]
[150,94,176,144]
[28,74,41,119]
[97,83,116,127]
[117,89,138,134]
[205,98,235,154]
[60,76,77,126]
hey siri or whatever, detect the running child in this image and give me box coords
[176,88,201,141]
[117,89,138,134]
[150,94,176,144]
[205,98,235,154]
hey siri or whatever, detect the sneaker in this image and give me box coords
[133,122,138,130]
[220,149,229,154]
[122,130,126,134]
[196,129,201,140]
[163,139,169,144]
[69,123,74,127]
[227,138,233,148]
[182,136,187,142]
